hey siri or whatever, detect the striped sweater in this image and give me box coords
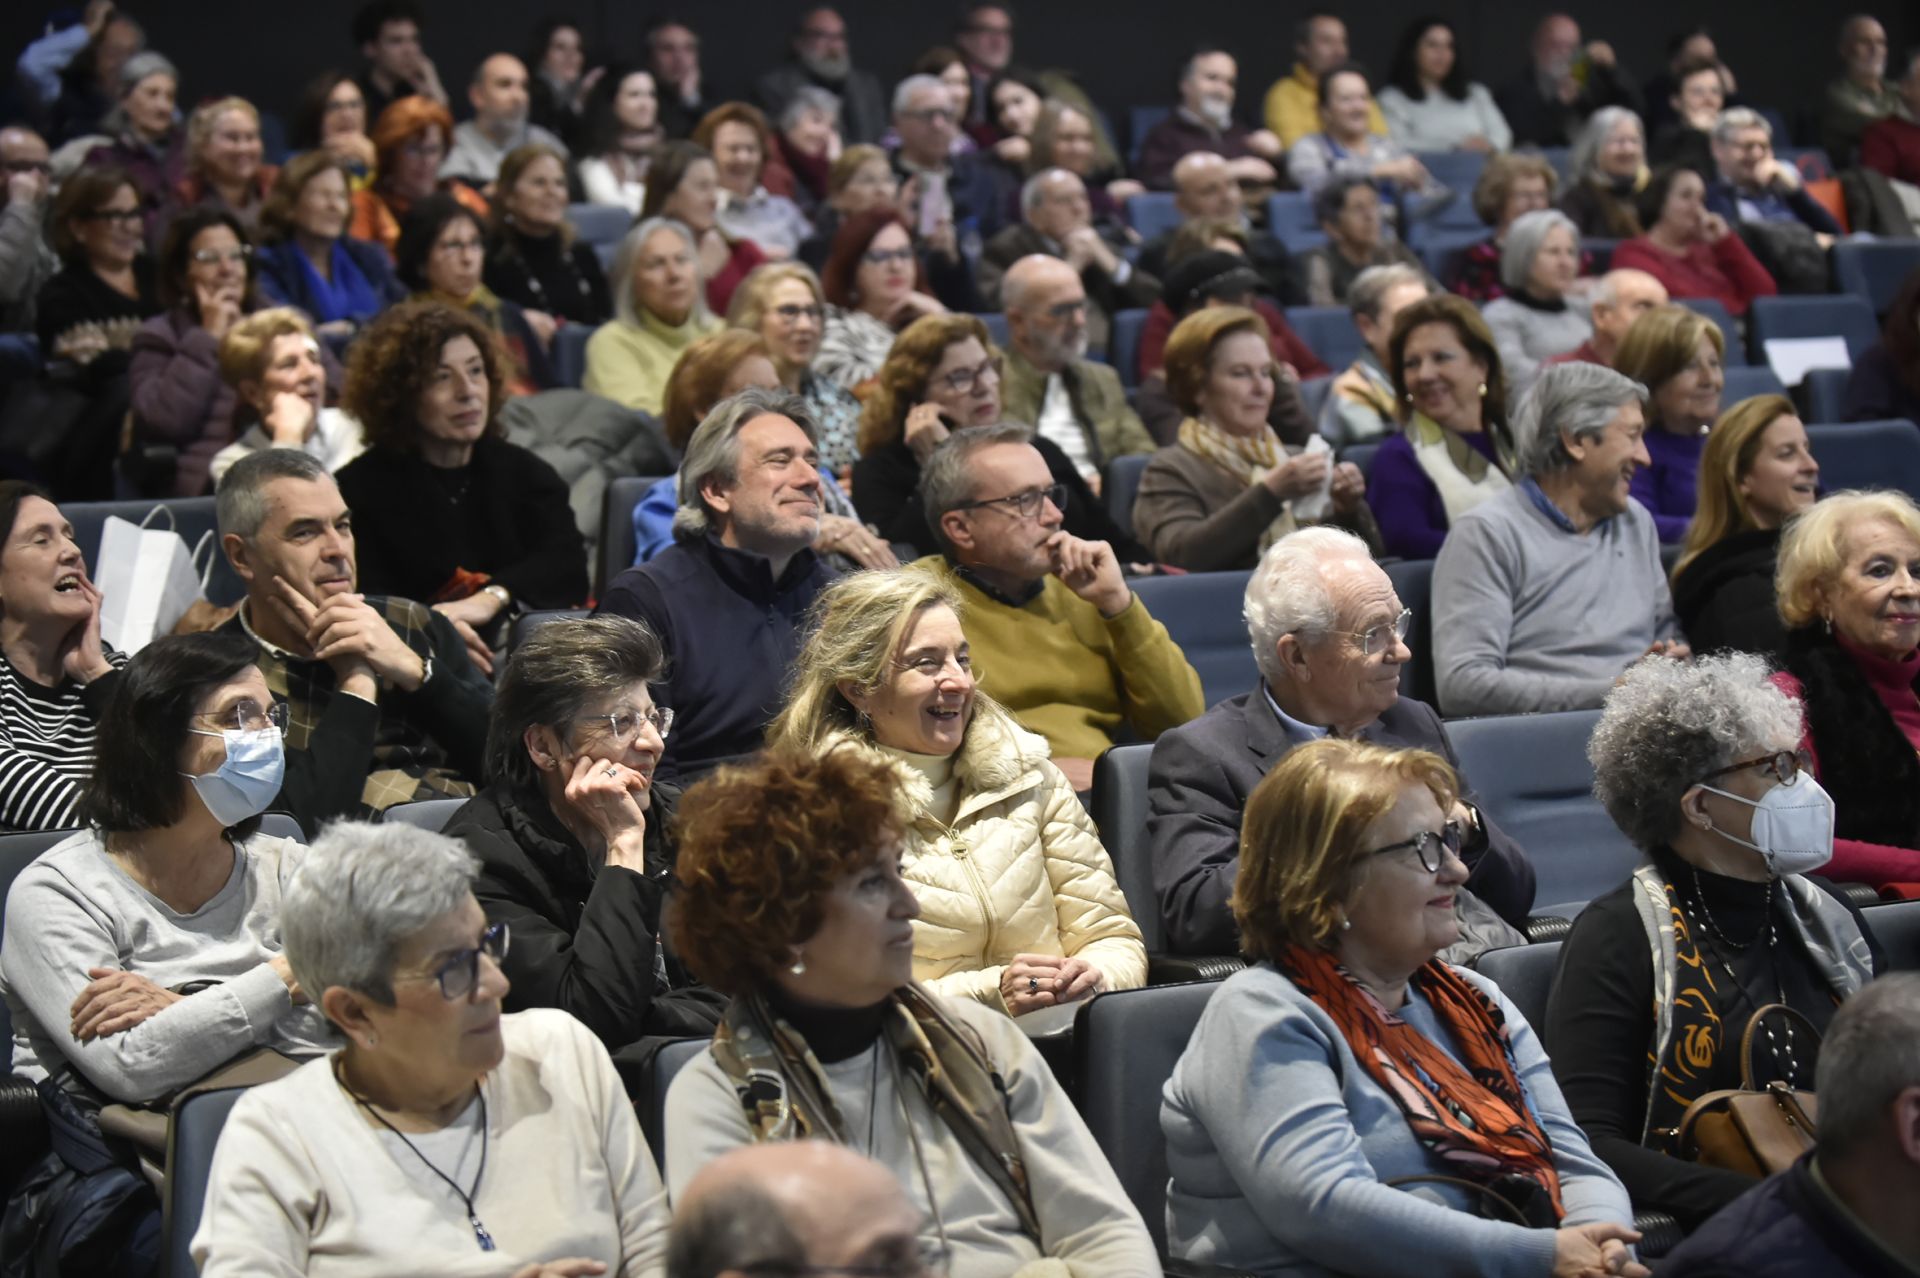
[0,653,125,832]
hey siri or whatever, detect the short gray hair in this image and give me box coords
[1498,208,1579,293]
[920,422,1035,554]
[118,49,175,99]
[282,821,479,1005]
[611,216,711,328]
[1510,361,1648,477]
[1570,106,1643,182]
[891,73,947,117]
[1020,167,1078,214]
[1243,527,1374,684]
[1817,973,1920,1158]
[1347,263,1428,321]
[666,1179,805,1278]
[1711,106,1771,147]
[485,616,666,793]
[1587,651,1803,852]
[779,85,841,132]
[674,386,818,542]
[216,448,333,542]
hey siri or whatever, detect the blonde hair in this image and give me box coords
[1234,738,1459,958]
[1674,394,1797,582]
[858,313,995,456]
[727,261,826,331]
[1612,304,1724,421]
[1775,490,1920,629]
[827,143,889,198]
[186,96,260,169]
[218,306,316,388]
[1163,305,1271,420]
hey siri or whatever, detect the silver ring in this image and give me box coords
[1027,977,1039,994]
[604,765,619,778]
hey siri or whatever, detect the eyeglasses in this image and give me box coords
[193,698,289,735]
[956,483,1066,520]
[411,921,510,1001]
[575,704,675,746]
[1703,749,1809,787]
[893,651,974,681]
[741,1239,952,1278]
[899,107,955,124]
[1342,607,1412,658]
[191,246,253,265]
[80,207,143,225]
[938,354,1001,394]
[862,245,915,267]
[433,236,483,255]
[773,303,824,323]
[1365,821,1463,874]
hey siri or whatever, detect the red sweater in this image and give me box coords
[1136,298,1331,383]
[1610,232,1777,317]
[1861,114,1920,187]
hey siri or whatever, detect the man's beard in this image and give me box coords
[801,50,852,82]
[1197,95,1233,129]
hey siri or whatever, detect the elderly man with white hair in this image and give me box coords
[1547,268,1667,369]
[1705,106,1842,242]
[979,168,1161,353]
[1149,526,1537,958]
[1432,361,1687,718]
[1480,208,1594,395]
[887,72,1009,238]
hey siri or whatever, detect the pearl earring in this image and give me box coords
[788,954,807,976]
[1338,917,1352,932]
[1477,382,1488,398]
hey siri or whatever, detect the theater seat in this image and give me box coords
[598,475,670,593]
[1865,900,1920,971]
[1111,308,1149,388]
[1382,558,1435,707]
[1470,940,1561,1032]
[1801,367,1849,424]
[162,1086,247,1278]
[1266,193,1327,256]
[1283,306,1362,374]
[1674,298,1744,366]
[1747,294,1880,367]
[976,312,1010,349]
[1834,240,1920,317]
[643,1038,708,1172]
[509,608,588,652]
[1106,454,1149,538]
[1720,365,1786,403]
[568,203,632,248]
[65,497,246,608]
[1130,570,1258,710]
[1298,375,1332,425]
[1806,421,1920,501]
[1340,442,1380,481]
[1444,710,1643,917]
[382,798,467,833]
[1126,191,1181,240]
[551,324,592,389]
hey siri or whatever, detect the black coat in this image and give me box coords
[1672,528,1787,659]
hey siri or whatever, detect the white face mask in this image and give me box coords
[1696,770,1836,877]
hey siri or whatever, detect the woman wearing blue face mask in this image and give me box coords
[1542,652,1882,1232]
[0,631,335,1113]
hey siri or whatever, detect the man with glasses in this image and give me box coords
[0,125,57,338]
[998,254,1154,488]
[887,75,1010,240]
[920,423,1202,792]
[215,448,493,830]
[1705,108,1841,244]
[756,6,888,145]
[1149,526,1537,961]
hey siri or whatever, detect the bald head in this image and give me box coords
[1533,14,1581,72]
[470,53,531,131]
[1003,254,1088,370]
[1173,151,1242,220]
[1839,14,1889,82]
[1589,269,1668,361]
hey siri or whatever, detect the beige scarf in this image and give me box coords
[1406,412,1512,529]
[1177,415,1300,553]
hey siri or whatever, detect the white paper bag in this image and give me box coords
[95,508,215,655]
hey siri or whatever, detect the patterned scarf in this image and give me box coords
[1175,416,1299,553]
[1276,944,1566,1218]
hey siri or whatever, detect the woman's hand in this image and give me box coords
[195,279,244,342]
[1106,178,1147,204]
[903,402,953,461]
[816,514,898,569]
[326,131,377,170]
[268,954,309,1005]
[1329,460,1365,513]
[1052,956,1104,1004]
[1700,211,1733,244]
[994,136,1032,167]
[60,577,113,685]
[263,389,317,446]
[1000,954,1069,1015]
[1552,1223,1647,1278]
[69,967,182,1042]
[560,754,649,871]
[1262,451,1330,500]
[522,309,559,351]
[886,291,947,327]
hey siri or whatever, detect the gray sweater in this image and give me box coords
[1481,296,1594,400]
[0,830,334,1102]
[1431,484,1675,717]
[1161,962,1634,1277]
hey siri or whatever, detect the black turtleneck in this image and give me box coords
[483,225,613,325]
[763,984,891,1063]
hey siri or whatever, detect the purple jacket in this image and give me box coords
[1629,425,1706,544]
[1366,428,1504,560]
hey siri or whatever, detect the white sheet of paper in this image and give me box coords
[1762,336,1851,388]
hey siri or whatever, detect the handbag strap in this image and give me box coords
[1384,1174,1528,1227]
[1736,1002,1823,1090]
[137,504,178,532]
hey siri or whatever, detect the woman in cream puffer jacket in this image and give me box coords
[769,567,1148,1017]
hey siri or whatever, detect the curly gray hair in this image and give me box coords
[1588,651,1803,851]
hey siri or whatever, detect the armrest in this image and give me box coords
[1631,1210,1683,1259]
[1148,953,1247,984]
[1522,914,1573,943]
[1163,1257,1258,1278]
[1832,882,1882,910]
[0,1072,49,1195]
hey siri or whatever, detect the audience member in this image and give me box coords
[980,66,1046,170]
[441,54,567,189]
[216,449,489,825]
[0,125,57,335]
[1547,267,1668,367]
[694,102,812,260]
[1771,490,1920,886]
[595,388,834,782]
[1298,176,1429,309]
[1135,151,1300,305]
[1135,306,1376,570]
[952,3,1016,129]
[192,820,670,1275]
[816,208,946,394]
[728,262,862,477]
[1559,107,1650,238]
[888,74,1007,238]
[906,46,983,155]
[1378,17,1514,153]
[663,747,1160,1274]
[1613,302,1726,542]
[1843,266,1920,423]
[1822,15,1900,164]
[1671,394,1818,657]
[641,139,766,316]
[1649,57,1725,174]
[771,570,1148,1012]
[1137,48,1282,192]
[1287,65,1441,213]
[336,300,588,629]
[77,49,181,230]
[1614,164,1778,317]
[1322,263,1431,447]
[1265,14,1386,149]
[771,87,842,213]
[1859,46,1920,185]
[351,0,447,119]
[46,7,145,145]
[917,424,1202,787]
[1549,652,1876,1227]
[1365,294,1515,559]
[1149,530,1536,960]
[254,152,405,337]
[756,7,887,146]
[583,216,722,414]
[646,17,714,141]
[1161,736,1642,1277]
[289,71,377,179]
[1481,209,1593,395]
[0,632,331,1107]
[794,142,895,268]
[577,67,662,216]
[349,96,488,254]
[1432,362,1682,716]
[211,308,367,485]
[1022,99,1142,233]
[483,143,612,326]
[397,192,553,393]
[523,17,596,151]
[1641,26,1738,136]
[1658,972,1920,1278]
[1449,152,1558,303]
[1708,108,1841,291]
[174,97,275,235]
[980,169,1157,354]
[445,615,725,1064]
[0,482,122,831]
[1496,12,1642,148]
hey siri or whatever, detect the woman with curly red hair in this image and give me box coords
[336,300,587,648]
[663,747,1159,1276]
[349,96,490,254]
[814,208,946,395]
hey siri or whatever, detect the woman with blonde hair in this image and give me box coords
[726,262,860,477]
[769,568,1146,1013]
[1134,306,1377,571]
[1613,303,1727,542]
[1670,395,1819,656]
[212,307,366,485]
[174,96,276,233]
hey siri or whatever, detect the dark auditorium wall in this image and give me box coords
[4,1,1909,149]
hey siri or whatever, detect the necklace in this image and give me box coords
[1678,880,1803,1087]
[1687,863,1773,950]
[334,1059,496,1251]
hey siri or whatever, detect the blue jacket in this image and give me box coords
[1659,1154,1908,1277]
[255,238,407,326]
[1703,177,1842,236]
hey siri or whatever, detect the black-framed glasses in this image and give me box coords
[1345,608,1412,658]
[192,699,289,735]
[1702,749,1809,787]
[773,303,824,324]
[740,1238,952,1278]
[575,704,674,746]
[1365,821,1463,873]
[955,483,1066,520]
[80,207,143,225]
[416,921,510,1001]
[938,354,1001,394]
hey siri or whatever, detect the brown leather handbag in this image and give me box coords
[1672,1003,1820,1178]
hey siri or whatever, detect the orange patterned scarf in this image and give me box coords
[1277,944,1566,1218]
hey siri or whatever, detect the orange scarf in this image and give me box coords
[1277,944,1565,1218]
